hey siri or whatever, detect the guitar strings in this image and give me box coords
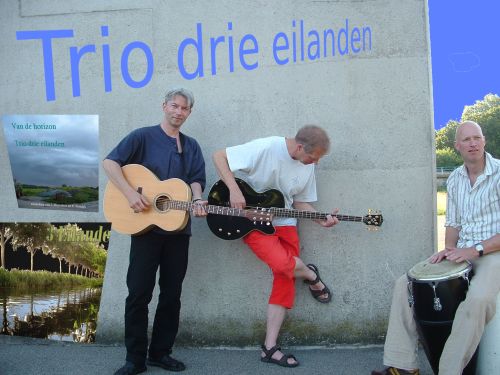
[151,198,379,225]
[244,205,363,222]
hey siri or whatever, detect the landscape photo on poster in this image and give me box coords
[0,222,111,343]
[2,114,99,212]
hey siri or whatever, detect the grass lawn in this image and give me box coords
[437,215,445,251]
[436,191,447,251]
[0,268,103,288]
[437,191,447,216]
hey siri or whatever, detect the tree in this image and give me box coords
[11,223,51,271]
[90,243,107,278]
[435,120,459,151]
[44,225,67,273]
[436,147,462,167]
[0,223,17,269]
[54,224,81,274]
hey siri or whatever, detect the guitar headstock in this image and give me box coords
[363,209,383,227]
[244,208,273,224]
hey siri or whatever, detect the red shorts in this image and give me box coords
[243,226,300,309]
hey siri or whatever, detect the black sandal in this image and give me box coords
[303,263,332,303]
[260,345,299,368]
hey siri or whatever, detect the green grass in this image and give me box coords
[0,268,103,289]
[437,191,447,216]
[20,184,99,204]
[20,187,47,196]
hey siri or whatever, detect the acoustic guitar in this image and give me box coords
[103,164,271,235]
[207,179,383,240]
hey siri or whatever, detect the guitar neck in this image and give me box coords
[269,207,363,223]
[166,200,363,222]
[165,200,251,218]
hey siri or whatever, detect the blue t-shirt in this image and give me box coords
[106,124,206,235]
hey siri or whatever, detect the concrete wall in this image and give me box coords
[0,0,436,345]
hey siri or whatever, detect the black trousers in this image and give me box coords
[124,231,190,366]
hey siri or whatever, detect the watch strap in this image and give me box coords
[474,243,484,257]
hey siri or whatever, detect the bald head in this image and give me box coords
[454,121,486,164]
[455,121,483,141]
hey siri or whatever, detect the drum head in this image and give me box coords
[408,258,471,282]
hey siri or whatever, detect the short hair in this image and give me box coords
[295,125,330,153]
[455,121,483,140]
[164,88,195,109]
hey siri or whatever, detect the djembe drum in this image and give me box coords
[407,258,478,375]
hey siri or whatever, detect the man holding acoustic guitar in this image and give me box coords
[103,88,207,375]
[212,125,340,368]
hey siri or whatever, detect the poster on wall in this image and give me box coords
[2,114,99,212]
[0,222,111,343]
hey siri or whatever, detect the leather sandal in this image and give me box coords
[260,345,299,367]
[303,263,332,303]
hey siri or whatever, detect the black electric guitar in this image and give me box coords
[207,178,383,240]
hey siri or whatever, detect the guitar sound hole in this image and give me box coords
[155,195,171,212]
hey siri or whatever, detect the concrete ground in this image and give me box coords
[0,335,434,375]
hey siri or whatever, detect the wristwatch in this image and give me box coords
[474,243,484,257]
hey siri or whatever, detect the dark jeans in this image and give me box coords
[124,231,190,366]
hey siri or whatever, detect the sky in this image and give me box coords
[428,1,500,130]
[2,115,99,187]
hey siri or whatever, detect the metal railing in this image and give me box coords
[436,166,458,173]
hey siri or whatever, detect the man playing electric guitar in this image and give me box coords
[212,125,340,368]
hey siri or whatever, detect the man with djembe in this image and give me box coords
[372,121,500,375]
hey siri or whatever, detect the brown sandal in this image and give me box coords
[303,264,332,303]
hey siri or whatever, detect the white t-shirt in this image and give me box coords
[226,136,317,226]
